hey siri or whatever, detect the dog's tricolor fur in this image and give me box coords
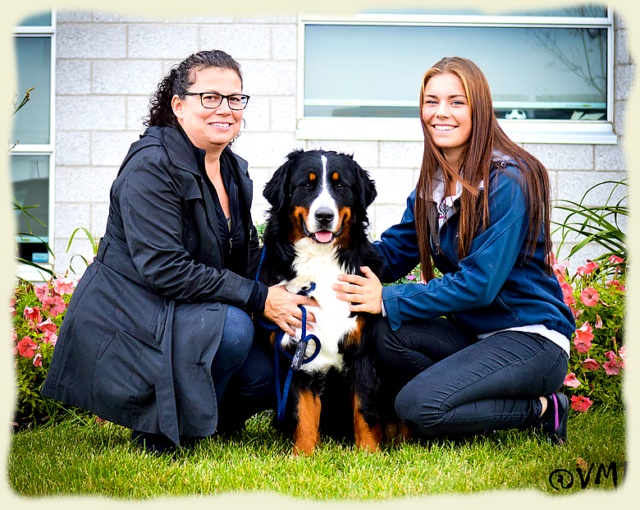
[259,149,387,455]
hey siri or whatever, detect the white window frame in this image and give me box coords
[296,9,616,144]
[12,11,57,280]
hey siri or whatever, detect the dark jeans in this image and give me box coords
[373,317,568,438]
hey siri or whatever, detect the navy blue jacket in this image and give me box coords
[376,163,576,339]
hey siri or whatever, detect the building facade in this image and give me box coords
[11,6,633,277]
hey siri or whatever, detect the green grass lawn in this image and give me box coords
[8,407,626,500]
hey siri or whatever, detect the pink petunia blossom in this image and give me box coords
[35,283,49,303]
[37,318,57,334]
[42,294,67,317]
[571,395,593,413]
[574,322,594,353]
[552,257,569,283]
[33,353,43,367]
[407,274,416,281]
[606,279,626,292]
[608,255,624,265]
[619,345,626,361]
[45,331,58,346]
[580,287,599,307]
[594,314,603,329]
[582,358,600,371]
[23,306,42,325]
[53,276,76,296]
[576,260,599,277]
[17,336,38,358]
[564,372,582,388]
[603,358,623,376]
[560,281,576,307]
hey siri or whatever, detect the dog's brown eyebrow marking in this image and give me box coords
[309,172,317,181]
[331,172,340,181]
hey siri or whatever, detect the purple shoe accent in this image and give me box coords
[551,393,560,431]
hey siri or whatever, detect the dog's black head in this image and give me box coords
[263,149,377,250]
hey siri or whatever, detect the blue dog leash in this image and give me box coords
[255,247,322,422]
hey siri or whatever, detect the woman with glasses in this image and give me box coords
[42,50,312,453]
[333,57,575,445]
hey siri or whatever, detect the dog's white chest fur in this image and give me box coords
[280,238,356,375]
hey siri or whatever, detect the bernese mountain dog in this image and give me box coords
[258,149,389,455]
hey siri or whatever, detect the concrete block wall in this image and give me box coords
[53,10,632,275]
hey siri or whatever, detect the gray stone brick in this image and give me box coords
[55,166,118,203]
[269,96,297,132]
[524,144,594,171]
[200,25,272,60]
[242,61,296,96]
[595,144,628,171]
[272,25,298,60]
[56,60,92,95]
[55,131,91,166]
[615,64,635,101]
[555,171,628,204]
[233,131,301,168]
[56,96,127,131]
[368,168,416,204]
[92,60,164,95]
[91,131,140,166]
[127,24,200,59]
[305,140,380,168]
[379,141,423,169]
[56,23,127,59]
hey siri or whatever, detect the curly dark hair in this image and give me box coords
[144,50,243,128]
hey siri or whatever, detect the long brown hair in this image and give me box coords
[415,56,552,282]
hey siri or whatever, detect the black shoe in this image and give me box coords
[541,392,568,445]
[131,430,177,454]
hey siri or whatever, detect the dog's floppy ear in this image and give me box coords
[263,149,304,211]
[347,154,377,208]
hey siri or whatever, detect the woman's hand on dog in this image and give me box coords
[263,286,317,337]
[333,266,383,315]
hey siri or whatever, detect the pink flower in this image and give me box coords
[580,287,599,307]
[37,318,57,334]
[571,395,593,413]
[594,314,603,329]
[563,372,582,388]
[608,255,624,265]
[577,260,599,277]
[606,279,626,292]
[619,345,626,361]
[35,283,49,303]
[603,350,624,374]
[407,274,416,281]
[23,306,42,325]
[17,337,38,358]
[33,353,43,367]
[603,359,622,376]
[581,358,600,371]
[42,294,67,317]
[9,296,16,315]
[574,322,594,353]
[560,281,576,307]
[45,331,58,346]
[53,276,76,296]
[552,258,569,283]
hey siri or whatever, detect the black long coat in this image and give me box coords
[41,126,263,445]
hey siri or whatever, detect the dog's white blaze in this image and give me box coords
[281,237,356,375]
[307,154,340,233]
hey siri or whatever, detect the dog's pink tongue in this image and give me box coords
[315,231,333,243]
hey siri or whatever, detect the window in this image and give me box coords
[298,5,614,144]
[11,11,55,271]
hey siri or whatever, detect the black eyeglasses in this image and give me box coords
[183,91,250,110]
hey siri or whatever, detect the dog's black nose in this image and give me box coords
[315,207,334,225]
